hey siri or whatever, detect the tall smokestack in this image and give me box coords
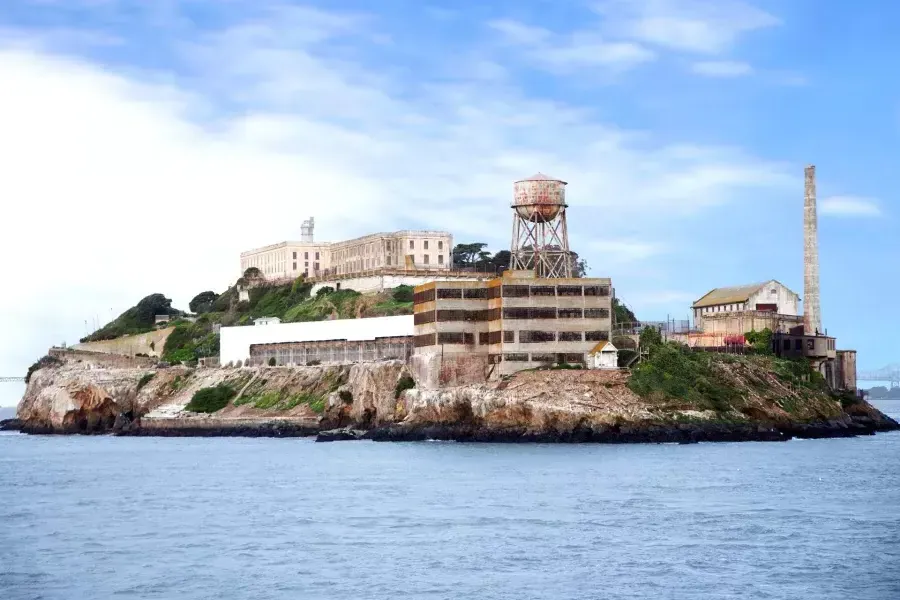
[804,165,821,335]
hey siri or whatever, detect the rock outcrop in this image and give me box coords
[16,349,899,442]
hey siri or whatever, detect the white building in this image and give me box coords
[240,226,453,281]
[588,341,619,369]
[692,280,800,323]
[220,315,413,366]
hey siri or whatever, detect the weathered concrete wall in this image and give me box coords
[49,348,157,368]
[74,327,175,358]
[410,353,490,389]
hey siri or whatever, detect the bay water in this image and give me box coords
[2,400,899,600]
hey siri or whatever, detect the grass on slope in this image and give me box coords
[629,339,833,416]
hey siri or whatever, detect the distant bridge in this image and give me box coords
[858,367,900,388]
[0,377,24,383]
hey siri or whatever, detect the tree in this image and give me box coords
[134,294,176,325]
[570,252,589,277]
[491,250,511,273]
[452,243,489,268]
[613,298,637,326]
[189,291,218,314]
[243,267,263,281]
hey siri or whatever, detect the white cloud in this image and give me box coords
[594,0,780,54]
[691,60,753,77]
[488,19,656,73]
[820,196,882,217]
[0,6,793,404]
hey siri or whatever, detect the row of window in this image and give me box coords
[414,330,609,347]
[498,353,585,364]
[414,308,610,324]
[409,240,443,251]
[415,285,611,303]
[697,303,745,315]
[292,251,320,261]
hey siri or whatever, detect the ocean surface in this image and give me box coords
[2,401,899,600]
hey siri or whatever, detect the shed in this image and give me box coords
[588,341,618,369]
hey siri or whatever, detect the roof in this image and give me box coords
[515,172,567,184]
[692,281,770,309]
[588,341,618,354]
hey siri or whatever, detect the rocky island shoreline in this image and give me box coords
[10,348,898,444]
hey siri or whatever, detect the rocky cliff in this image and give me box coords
[15,349,899,442]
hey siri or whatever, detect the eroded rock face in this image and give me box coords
[18,369,132,434]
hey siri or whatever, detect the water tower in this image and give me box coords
[509,173,572,278]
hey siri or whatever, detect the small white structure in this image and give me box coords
[220,315,413,365]
[588,341,618,370]
[254,317,282,326]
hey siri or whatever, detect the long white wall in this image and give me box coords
[219,315,414,365]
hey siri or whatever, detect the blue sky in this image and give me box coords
[0,0,896,404]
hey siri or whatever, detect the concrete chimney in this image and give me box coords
[804,165,821,335]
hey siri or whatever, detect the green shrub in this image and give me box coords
[307,359,321,366]
[745,329,774,354]
[136,373,155,391]
[268,357,277,366]
[392,285,414,303]
[316,286,335,297]
[395,375,416,399]
[339,390,354,404]
[80,293,178,342]
[25,355,62,384]
[628,343,739,412]
[185,385,236,413]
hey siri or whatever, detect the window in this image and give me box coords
[414,334,436,348]
[387,256,392,266]
[558,286,582,297]
[424,241,429,250]
[807,339,814,351]
[584,308,610,319]
[438,255,444,265]
[519,331,555,343]
[293,262,297,270]
[501,285,530,298]
[504,353,529,362]
[305,262,309,267]
[437,288,462,299]
[314,262,319,271]
[304,252,309,260]
[794,339,802,351]
[438,241,443,250]
[585,331,609,342]
[438,332,466,345]
[409,240,414,249]
[292,251,297,259]
[463,287,488,299]
[424,254,430,264]
[531,286,555,297]
[414,311,435,325]
[558,308,583,319]
[503,330,515,343]
[559,332,583,342]
[783,339,790,350]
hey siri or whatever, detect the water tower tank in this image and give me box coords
[513,173,567,222]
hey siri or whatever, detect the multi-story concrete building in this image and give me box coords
[322,231,453,277]
[411,270,614,387]
[240,229,453,281]
[240,241,330,279]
